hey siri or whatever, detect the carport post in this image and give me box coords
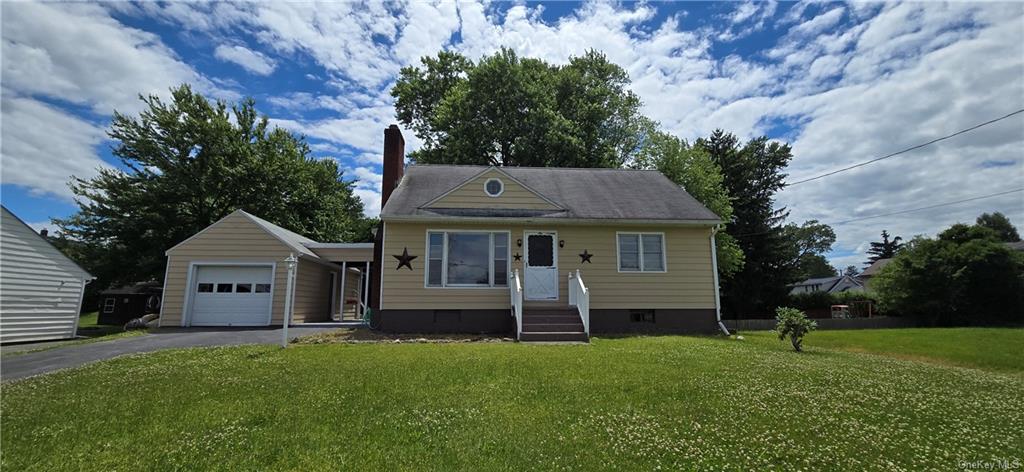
[282,254,298,348]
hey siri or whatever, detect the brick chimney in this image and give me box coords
[381,124,405,209]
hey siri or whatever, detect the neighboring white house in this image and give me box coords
[789,275,864,295]
[0,206,93,344]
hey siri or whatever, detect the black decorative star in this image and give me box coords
[579,249,593,263]
[513,252,522,262]
[393,247,417,270]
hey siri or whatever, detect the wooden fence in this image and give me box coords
[724,316,916,332]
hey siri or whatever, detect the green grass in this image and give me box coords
[742,327,1024,375]
[2,330,1022,471]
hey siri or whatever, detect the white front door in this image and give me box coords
[524,232,558,300]
[189,265,273,326]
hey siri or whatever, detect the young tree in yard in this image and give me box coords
[393,48,649,167]
[698,130,795,316]
[865,230,903,264]
[632,130,744,279]
[874,221,1024,326]
[56,84,371,294]
[976,211,1021,242]
[775,307,816,352]
[843,265,860,277]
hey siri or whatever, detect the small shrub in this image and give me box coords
[775,307,816,352]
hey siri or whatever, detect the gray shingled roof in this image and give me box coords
[241,210,320,258]
[381,165,721,222]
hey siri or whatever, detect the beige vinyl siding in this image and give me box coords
[162,212,298,326]
[426,169,560,210]
[291,259,334,323]
[381,221,715,310]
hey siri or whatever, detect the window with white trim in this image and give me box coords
[426,231,510,287]
[103,298,115,313]
[618,233,666,272]
[484,178,504,197]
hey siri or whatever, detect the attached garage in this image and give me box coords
[161,210,344,327]
[188,265,274,326]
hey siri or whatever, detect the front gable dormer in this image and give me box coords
[422,167,562,210]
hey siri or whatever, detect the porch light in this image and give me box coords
[559,240,565,248]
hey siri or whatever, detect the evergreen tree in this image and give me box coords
[866,230,904,265]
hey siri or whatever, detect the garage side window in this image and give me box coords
[103,298,115,313]
[216,283,233,293]
[197,283,213,293]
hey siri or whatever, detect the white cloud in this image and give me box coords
[1,1,224,114]
[214,44,276,75]
[0,95,107,200]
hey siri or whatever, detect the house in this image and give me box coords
[858,258,893,288]
[98,282,162,326]
[159,125,726,340]
[0,206,94,344]
[789,275,864,295]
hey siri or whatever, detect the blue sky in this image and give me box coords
[2,1,1022,269]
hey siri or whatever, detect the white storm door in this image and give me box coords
[190,265,273,326]
[524,232,558,300]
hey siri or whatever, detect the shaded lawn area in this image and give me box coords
[2,333,1022,471]
[741,327,1024,376]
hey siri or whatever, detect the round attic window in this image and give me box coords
[484,178,504,197]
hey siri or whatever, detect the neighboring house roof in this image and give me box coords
[1005,241,1024,251]
[101,281,162,295]
[789,275,864,294]
[860,258,893,278]
[381,165,722,223]
[0,205,92,279]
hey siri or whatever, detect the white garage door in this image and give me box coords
[189,265,273,326]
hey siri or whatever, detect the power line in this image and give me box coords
[731,187,1024,237]
[787,108,1024,186]
[829,187,1024,225]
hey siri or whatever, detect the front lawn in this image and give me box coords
[2,330,1022,470]
[742,327,1024,375]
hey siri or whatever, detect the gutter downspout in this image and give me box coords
[710,226,730,336]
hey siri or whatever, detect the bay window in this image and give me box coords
[426,231,510,287]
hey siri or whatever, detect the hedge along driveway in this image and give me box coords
[2,335,1022,471]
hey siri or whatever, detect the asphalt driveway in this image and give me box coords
[1,326,341,381]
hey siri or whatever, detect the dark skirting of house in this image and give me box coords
[98,282,162,325]
[375,308,718,335]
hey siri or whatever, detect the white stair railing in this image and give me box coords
[510,269,523,340]
[568,269,590,336]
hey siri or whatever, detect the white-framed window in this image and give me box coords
[617,232,666,272]
[484,178,504,197]
[103,297,116,313]
[426,231,510,287]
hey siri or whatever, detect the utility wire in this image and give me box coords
[731,187,1024,237]
[787,108,1024,186]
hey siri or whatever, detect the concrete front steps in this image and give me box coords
[519,308,588,342]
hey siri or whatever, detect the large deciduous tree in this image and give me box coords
[632,130,744,279]
[697,130,795,316]
[976,211,1021,242]
[874,221,1024,326]
[393,48,649,168]
[56,84,370,296]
